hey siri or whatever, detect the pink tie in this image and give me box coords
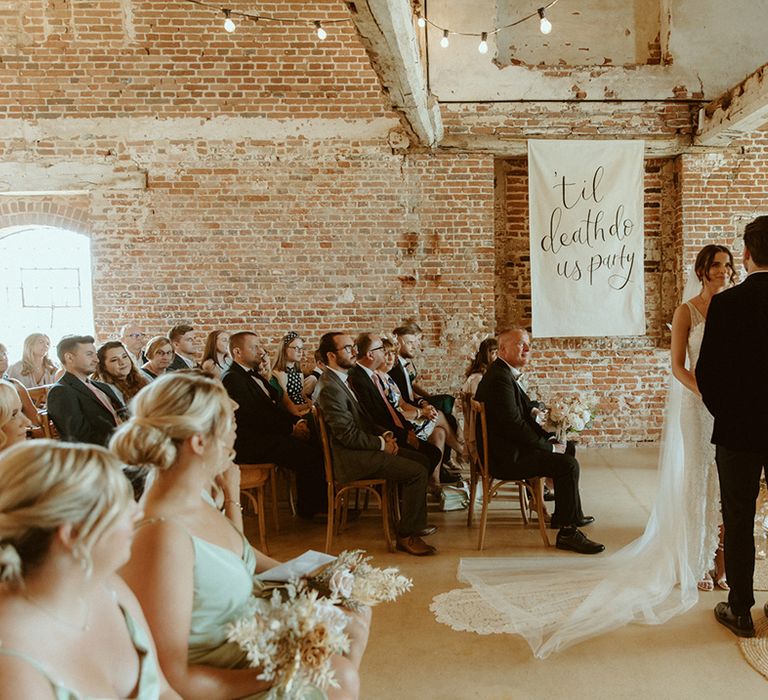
[85,380,120,425]
[373,373,404,429]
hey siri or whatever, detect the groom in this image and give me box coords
[697,216,768,638]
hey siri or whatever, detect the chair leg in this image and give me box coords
[256,486,269,554]
[381,484,395,552]
[269,469,279,532]
[519,482,530,525]
[478,478,491,551]
[467,468,477,526]
[325,485,336,553]
[532,478,550,547]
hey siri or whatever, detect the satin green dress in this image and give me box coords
[0,603,161,699]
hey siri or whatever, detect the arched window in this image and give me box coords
[0,226,94,362]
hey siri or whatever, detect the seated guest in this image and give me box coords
[119,323,147,364]
[168,323,199,370]
[348,333,441,475]
[200,330,231,379]
[476,328,603,554]
[93,341,150,406]
[114,373,365,699]
[0,345,38,422]
[303,349,326,402]
[0,379,33,449]
[316,332,436,556]
[141,336,174,380]
[47,335,125,446]
[0,440,179,699]
[461,337,498,397]
[222,332,326,520]
[6,332,60,388]
[272,331,312,417]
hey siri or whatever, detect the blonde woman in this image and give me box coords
[113,373,367,700]
[0,380,33,450]
[0,441,179,699]
[6,333,60,388]
[0,348,38,424]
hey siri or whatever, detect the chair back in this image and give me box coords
[27,384,53,409]
[470,398,491,480]
[313,406,336,485]
[460,392,480,468]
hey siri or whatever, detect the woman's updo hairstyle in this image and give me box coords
[0,379,19,451]
[0,440,132,586]
[110,372,233,473]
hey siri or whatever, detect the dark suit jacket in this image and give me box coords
[47,372,123,446]
[221,362,296,463]
[316,369,386,483]
[475,359,552,472]
[348,364,409,443]
[168,354,197,371]
[388,358,415,403]
[696,271,768,452]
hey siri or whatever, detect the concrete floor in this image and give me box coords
[244,447,767,699]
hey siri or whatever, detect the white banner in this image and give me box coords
[528,140,645,338]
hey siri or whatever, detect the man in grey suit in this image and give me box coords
[697,216,768,637]
[315,332,437,556]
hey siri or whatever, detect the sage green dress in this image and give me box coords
[0,602,161,699]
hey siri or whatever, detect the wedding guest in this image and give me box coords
[671,244,735,592]
[222,332,327,520]
[0,440,179,699]
[93,341,150,406]
[168,323,199,370]
[697,216,768,638]
[0,344,38,423]
[303,349,326,402]
[461,337,498,397]
[0,379,33,449]
[200,330,231,379]
[113,373,363,699]
[476,328,603,554]
[272,332,313,417]
[141,336,174,380]
[316,332,436,556]
[119,323,147,363]
[47,335,125,446]
[6,333,60,388]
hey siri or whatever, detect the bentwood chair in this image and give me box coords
[314,406,395,554]
[471,398,550,550]
[237,462,279,554]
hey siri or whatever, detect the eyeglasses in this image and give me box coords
[334,344,357,354]
[368,345,384,353]
[287,345,304,351]
[128,333,145,338]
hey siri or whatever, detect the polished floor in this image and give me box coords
[243,448,767,699]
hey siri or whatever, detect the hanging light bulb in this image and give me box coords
[223,9,236,33]
[417,13,426,28]
[478,31,488,54]
[440,29,449,48]
[314,21,327,40]
[538,8,552,35]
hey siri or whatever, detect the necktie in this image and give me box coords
[373,373,404,429]
[85,380,120,425]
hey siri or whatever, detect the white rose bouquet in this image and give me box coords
[307,549,413,611]
[227,581,350,699]
[547,395,597,443]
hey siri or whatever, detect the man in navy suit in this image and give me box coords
[697,216,768,637]
[222,331,325,520]
[47,335,125,446]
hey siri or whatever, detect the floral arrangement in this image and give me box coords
[547,395,597,443]
[227,582,350,698]
[307,549,413,611]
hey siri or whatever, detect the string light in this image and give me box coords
[222,8,235,33]
[417,13,426,29]
[440,29,449,48]
[478,31,488,54]
[538,8,552,35]
[314,20,327,40]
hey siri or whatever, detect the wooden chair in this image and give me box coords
[314,406,395,554]
[237,463,279,554]
[27,384,53,409]
[471,398,550,550]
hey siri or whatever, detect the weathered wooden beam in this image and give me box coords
[696,63,768,146]
[346,0,443,147]
[0,162,147,195]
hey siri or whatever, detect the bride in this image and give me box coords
[431,244,735,658]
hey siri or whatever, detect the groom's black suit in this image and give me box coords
[475,358,584,528]
[697,270,768,615]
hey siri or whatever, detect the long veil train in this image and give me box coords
[430,282,702,658]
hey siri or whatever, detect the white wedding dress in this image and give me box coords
[430,289,721,658]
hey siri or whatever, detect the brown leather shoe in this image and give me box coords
[396,535,437,556]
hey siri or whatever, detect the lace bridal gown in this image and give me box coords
[430,292,720,658]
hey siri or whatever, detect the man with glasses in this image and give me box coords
[316,332,436,556]
[119,323,146,363]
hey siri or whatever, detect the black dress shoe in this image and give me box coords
[714,602,755,638]
[555,528,605,555]
[550,515,595,529]
[543,486,555,502]
[439,467,462,484]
